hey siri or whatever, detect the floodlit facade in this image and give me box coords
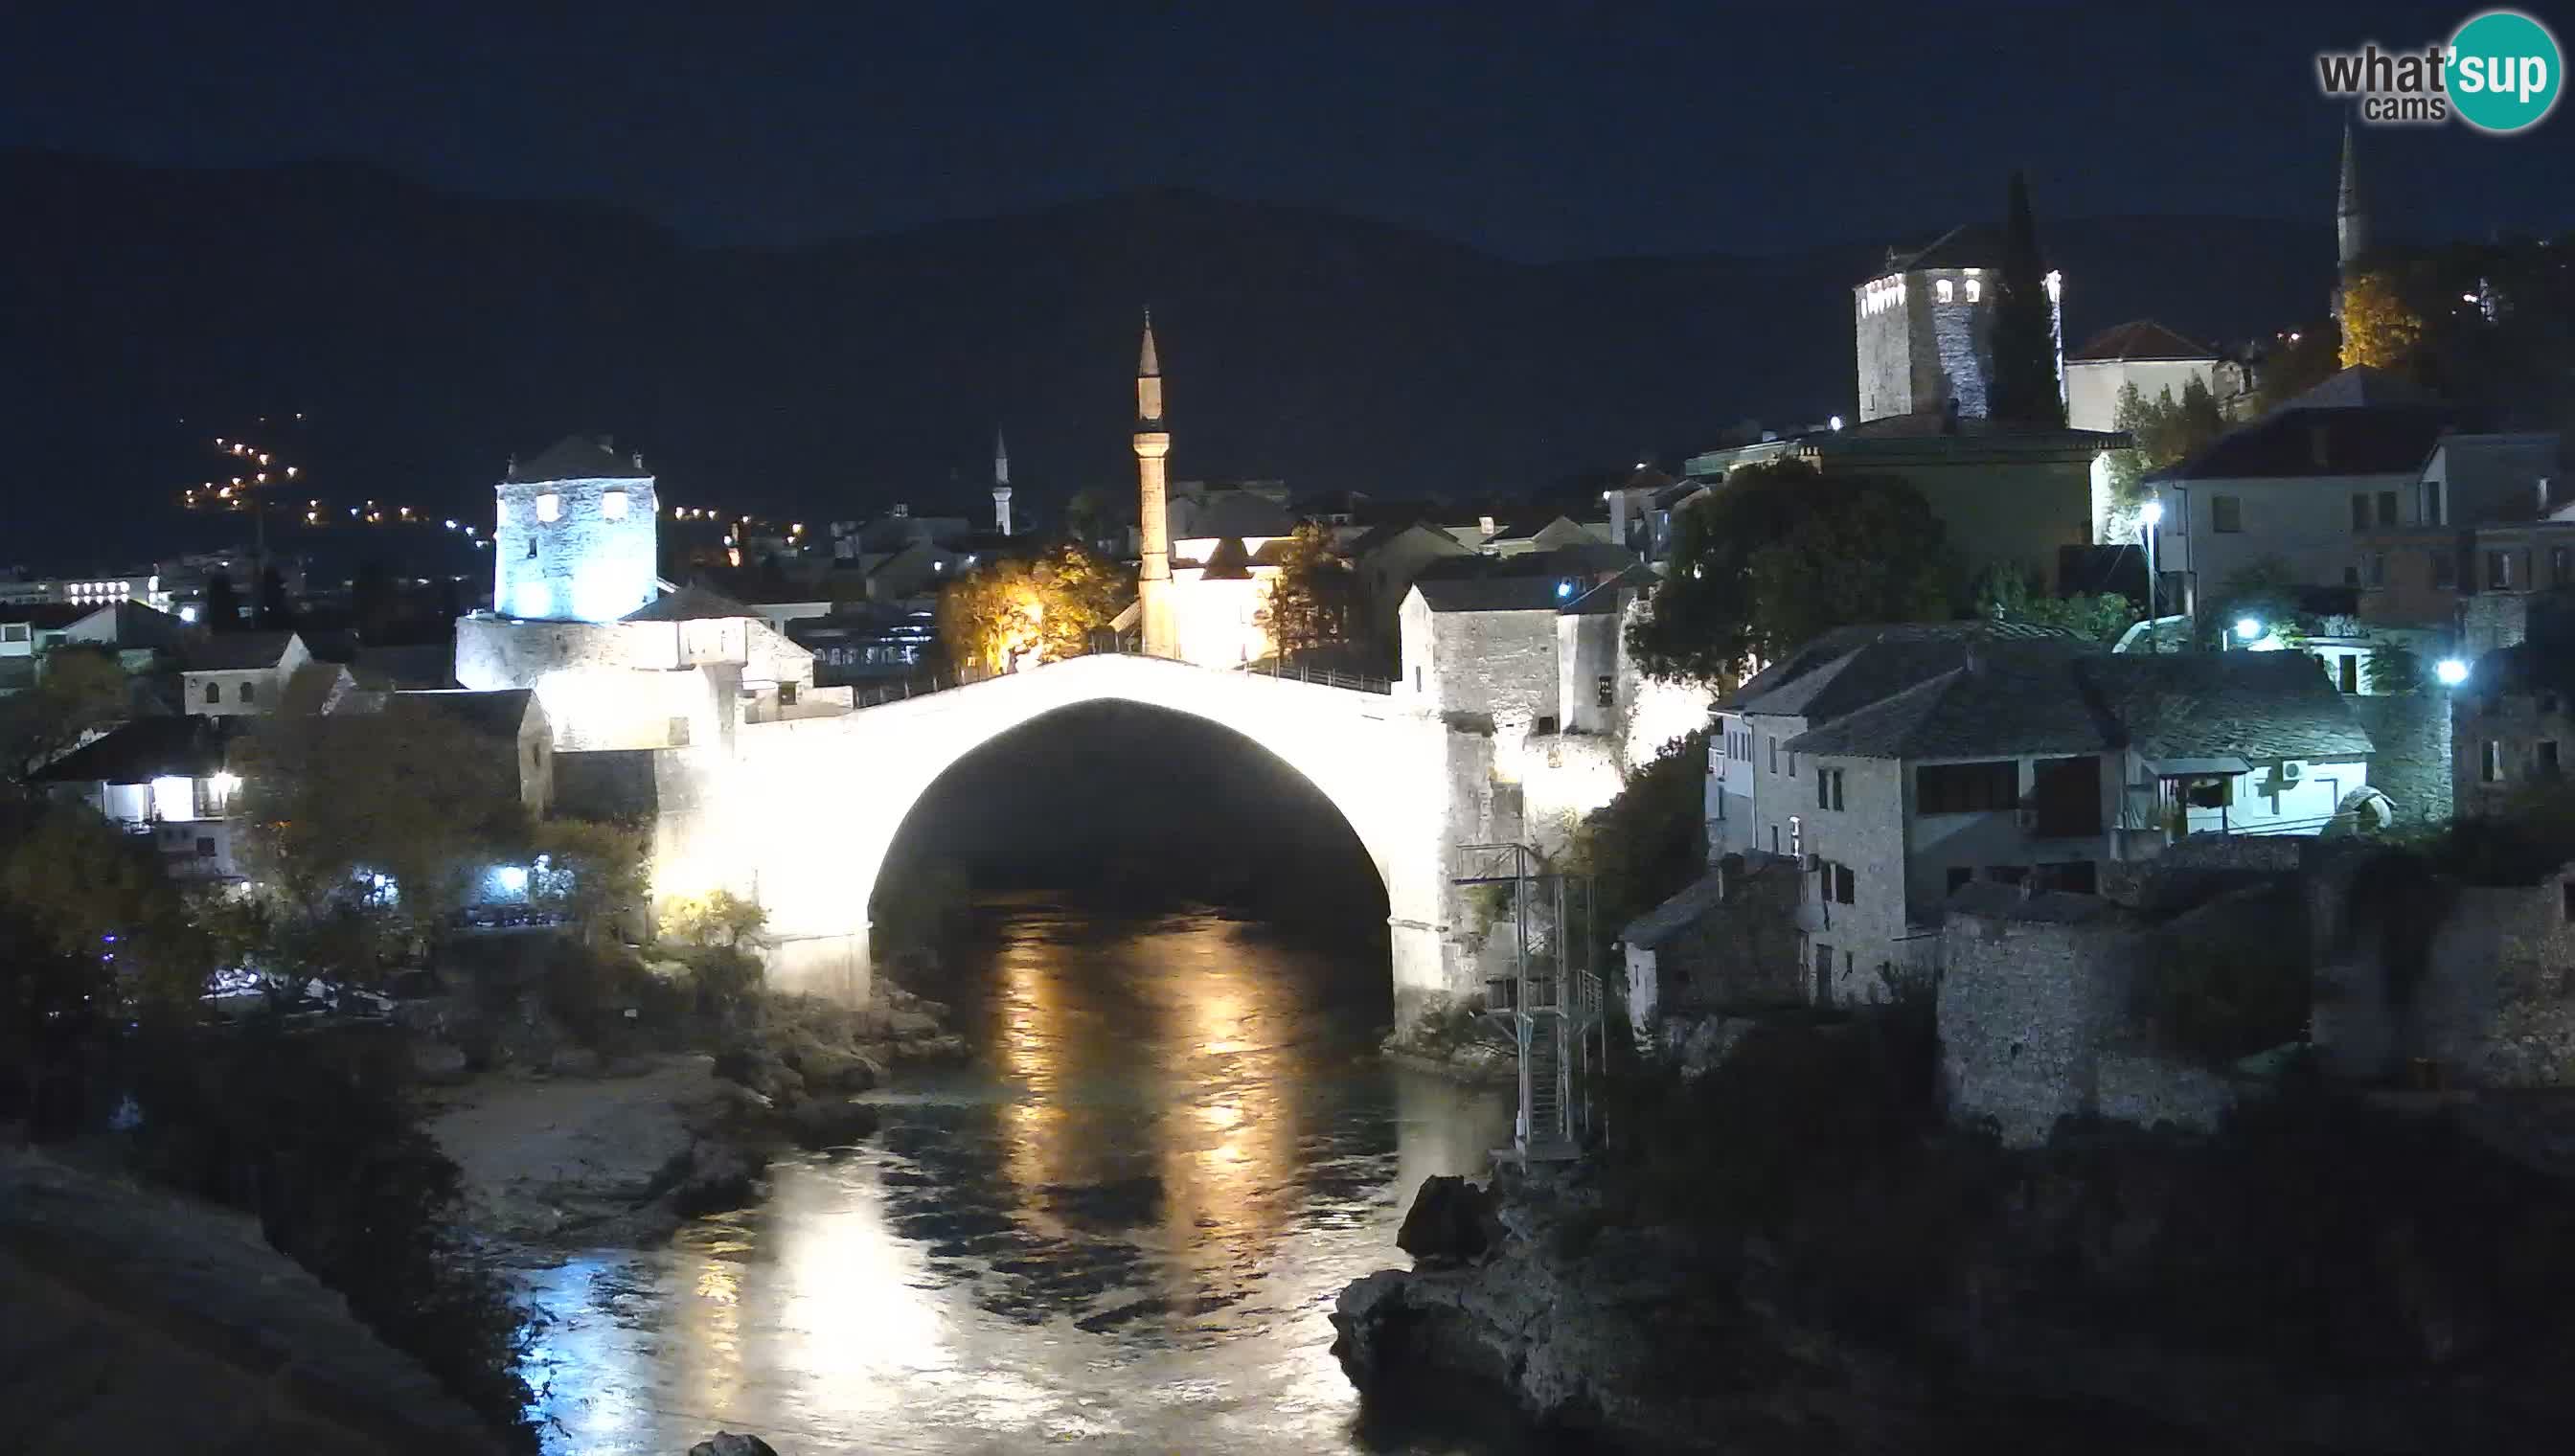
[493,435,660,624]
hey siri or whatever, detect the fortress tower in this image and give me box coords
[492,434,658,623]
[1853,224,2062,424]
[1133,312,1178,658]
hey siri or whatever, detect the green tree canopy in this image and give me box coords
[1259,522,1353,665]
[1973,567,2139,645]
[1628,459,1954,684]
[2103,377,2227,519]
[936,542,1128,675]
[1988,171,2066,427]
[0,648,127,797]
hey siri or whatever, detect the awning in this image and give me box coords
[2144,755,2251,778]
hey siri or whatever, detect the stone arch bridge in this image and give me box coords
[658,653,1500,1025]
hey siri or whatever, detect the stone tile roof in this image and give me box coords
[384,688,538,739]
[1182,490,1296,540]
[513,434,648,482]
[1876,222,2003,278]
[179,630,300,672]
[623,584,757,622]
[1784,648,2372,763]
[37,715,234,785]
[1724,622,2091,717]
[1620,854,1798,947]
[2152,401,2469,482]
[1413,576,1567,613]
[2069,319,2216,363]
[1196,535,1257,580]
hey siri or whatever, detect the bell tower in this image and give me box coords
[1133,310,1178,658]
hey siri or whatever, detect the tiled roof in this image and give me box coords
[179,630,300,673]
[1197,535,1257,580]
[386,688,538,739]
[1725,622,2090,717]
[1183,491,1296,539]
[1413,576,1567,613]
[514,434,647,482]
[37,716,234,785]
[2278,365,2440,411]
[2069,319,2216,363]
[1877,222,2004,277]
[2152,402,2471,482]
[1784,648,2371,762]
[623,584,756,622]
[1561,564,1659,615]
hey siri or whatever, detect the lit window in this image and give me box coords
[536,493,561,522]
[602,489,628,521]
[1936,279,1954,304]
[1965,279,1982,303]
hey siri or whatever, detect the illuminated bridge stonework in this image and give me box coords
[680,653,1505,1025]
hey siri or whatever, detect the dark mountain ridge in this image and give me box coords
[0,149,2335,564]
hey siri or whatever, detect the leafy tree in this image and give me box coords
[2255,324,2344,415]
[1987,171,2065,427]
[935,541,1127,674]
[1973,567,2139,644]
[0,647,126,794]
[1561,730,1711,972]
[2102,377,2226,523]
[2364,638,2427,694]
[658,888,767,950]
[527,817,650,944]
[1630,459,1953,684]
[232,705,529,982]
[201,571,242,632]
[1260,522,1351,665]
[2340,269,2427,372]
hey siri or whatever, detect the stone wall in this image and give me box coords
[493,472,658,624]
[2347,692,2452,826]
[1938,899,2147,1147]
[2419,880,2575,1086]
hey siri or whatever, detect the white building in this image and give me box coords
[1712,629,2373,1006]
[37,717,245,880]
[2063,320,2220,435]
[179,631,310,717]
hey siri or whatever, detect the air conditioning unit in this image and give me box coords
[2279,761,2304,784]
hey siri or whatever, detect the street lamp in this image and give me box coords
[2235,617,2265,644]
[2436,657,2470,686]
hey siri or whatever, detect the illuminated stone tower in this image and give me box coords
[991,428,1014,535]
[2334,121,2370,323]
[1133,311,1178,658]
[493,434,658,623]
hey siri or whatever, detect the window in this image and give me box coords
[1965,278,1982,303]
[204,681,220,705]
[1936,279,1954,303]
[2351,493,2371,531]
[1596,674,1614,708]
[1767,737,1777,774]
[2183,775,2233,808]
[195,837,216,858]
[1770,825,1780,853]
[2344,564,2360,586]
[2028,756,2103,835]
[536,492,561,522]
[2339,654,2359,694]
[239,681,255,705]
[2483,739,2503,784]
[2427,477,2446,524]
[602,489,629,521]
[2554,547,2571,584]
[0,624,25,643]
[1815,766,1844,810]
[2368,551,2387,587]
[1789,814,1803,859]
[1535,715,1558,736]
[1833,863,1856,904]
[2377,490,2400,526]
[1947,866,1973,894]
[2211,495,2242,534]
[1812,943,1834,1005]
[669,716,693,748]
[1413,667,1423,692]
[2433,551,2457,589]
[2489,551,2515,590]
[779,682,798,707]
[2541,740,2562,777]
[2564,880,2575,924]
[1916,760,2018,814]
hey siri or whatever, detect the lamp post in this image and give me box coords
[2140,498,2165,651]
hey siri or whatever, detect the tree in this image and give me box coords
[2364,638,2427,694]
[1260,522,1350,665]
[2103,377,2228,520]
[256,564,292,629]
[201,571,243,632]
[1973,567,2139,644]
[935,542,1128,674]
[1063,488,1114,548]
[352,559,397,643]
[527,817,650,944]
[1629,459,1952,684]
[2255,324,2344,415]
[232,705,530,983]
[2339,269,2427,372]
[657,889,766,950]
[1988,171,2065,427]
[0,647,126,795]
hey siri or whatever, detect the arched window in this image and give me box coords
[1936,279,1955,304]
[239,682,255,705]
[204,681,221,705]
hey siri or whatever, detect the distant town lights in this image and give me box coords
[2436,657,2471,686]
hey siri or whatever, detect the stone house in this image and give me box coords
[1621,852,1805,1049]
[1350,521,1471,650]
[36,716,247,880]
[178,630,310,717]
[2450,637,2575,815]
[382,688,555,815]
[1727,637,2371,1007]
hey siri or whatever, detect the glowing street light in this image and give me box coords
[2234,617,2264,643]
[2436,657,2470,687]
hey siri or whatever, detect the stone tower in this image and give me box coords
[1851,224,2061,424]
[2335,121,2371,323]
[493,434,658,623]
[1133,311,1178,658]
[991,428,1014,535]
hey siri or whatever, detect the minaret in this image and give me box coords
[2334,121,2369,322]
[991,427,1014,535]
[1133,309,1178,658]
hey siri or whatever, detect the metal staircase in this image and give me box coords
[1458,843,1606,1163]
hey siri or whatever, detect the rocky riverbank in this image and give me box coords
[427,984,967,1250]
[1333,1100,2575,1454]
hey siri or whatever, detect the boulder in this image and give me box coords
[407,1038,471,1085]
[1397,1174,1500,1267]
[774,1035,879,1094]
[670,1141,762,1216]
[885,1008,944,1040]
[712,1042,807,1104]
[781,1097,881,1150]
[687,1434,780,1456]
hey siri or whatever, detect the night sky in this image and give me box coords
[8,1,2571,259]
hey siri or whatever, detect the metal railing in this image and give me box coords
[1229,657,1394,694]
[840,649,1393,711]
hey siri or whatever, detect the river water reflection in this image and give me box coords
[519,902,1520,1454]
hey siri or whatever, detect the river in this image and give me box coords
[516,900,1526,1454]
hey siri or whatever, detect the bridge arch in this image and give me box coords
[707,655,1467,1022]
